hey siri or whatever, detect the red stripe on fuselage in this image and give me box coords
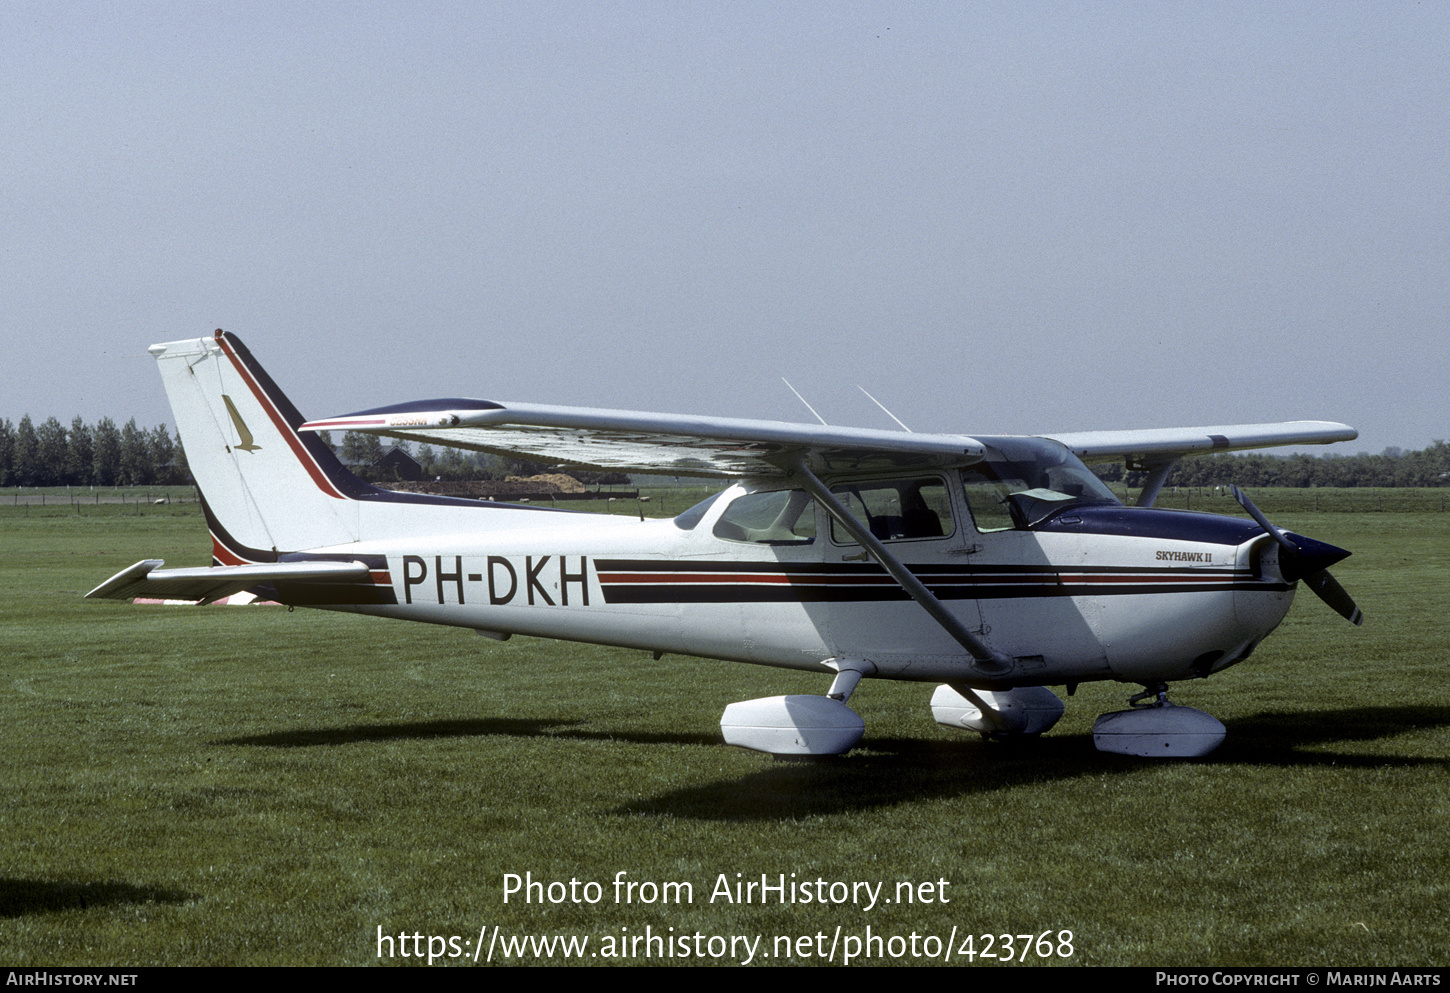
[211,531,255,566]
[304,417,388,429]
[595,572,908,586]
[596,566,1252,589]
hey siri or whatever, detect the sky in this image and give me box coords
[3,1,1446,457]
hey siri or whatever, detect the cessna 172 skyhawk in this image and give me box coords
[88,331,1362,758]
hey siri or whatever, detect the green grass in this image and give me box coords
[0,501,1446,965]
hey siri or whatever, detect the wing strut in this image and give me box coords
[1134,457,1179,507]
[791,458,1012,676]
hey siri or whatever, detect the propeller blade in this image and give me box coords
[1229,485,1295,552]
[1231,484,1363,625]
[1302,569,1364,626]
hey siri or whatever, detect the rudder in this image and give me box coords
[152,330,364,562]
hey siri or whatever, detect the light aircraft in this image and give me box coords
[88,331,1362,758]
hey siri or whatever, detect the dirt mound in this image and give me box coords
[505,472,586,493]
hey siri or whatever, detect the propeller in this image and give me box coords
[1230,485,1363,626]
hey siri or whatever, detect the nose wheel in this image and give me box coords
[1093,683,1225,757]
[1128,683,1170,709]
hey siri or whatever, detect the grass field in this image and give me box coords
[1,496,1447,966]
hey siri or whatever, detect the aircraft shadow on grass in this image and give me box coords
[1216,704,1450,766]
[616,703,1450,821]
[210,705,1448,822]
[0,879,194,918]
[215,717,714,749]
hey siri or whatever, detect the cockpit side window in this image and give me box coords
[960,469,1017,532]
[827,477,954,544]
[712,489,816,545]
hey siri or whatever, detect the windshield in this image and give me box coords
[962,436,1120,530]
[673,490,725,530]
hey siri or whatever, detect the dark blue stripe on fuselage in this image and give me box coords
[594,558,1281,605]
[1035,505,1264,545]
[598,580,1271,604]
[338,398,506,416]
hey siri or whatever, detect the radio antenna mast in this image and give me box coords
[781,378,828,426]
[858,385,912,432]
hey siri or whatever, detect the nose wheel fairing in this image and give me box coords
[1092,684,1226,757]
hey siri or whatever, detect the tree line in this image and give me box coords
[0,417,584,489]
[334,431,628,484]
[333,431,530,482]
[1097,443,1450,489]
[0,416,186,487]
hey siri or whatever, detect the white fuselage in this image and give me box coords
[293,479,1294,692]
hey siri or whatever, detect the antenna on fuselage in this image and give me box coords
[857,385,912,432]
[781,377,829,426]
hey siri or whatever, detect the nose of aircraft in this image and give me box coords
[1231,485,1362,626]
[1276,532,1352,581]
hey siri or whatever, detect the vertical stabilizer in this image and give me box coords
[152,331,364,562]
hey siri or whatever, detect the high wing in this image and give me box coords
[300,400,989,478]
[302,398,1356,478]
[87,559,373,604]
[1046,421,1358,464]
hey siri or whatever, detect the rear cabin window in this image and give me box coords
[712,490,816,545]
[828,477,954,544]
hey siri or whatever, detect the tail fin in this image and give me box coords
[153,331,368,562]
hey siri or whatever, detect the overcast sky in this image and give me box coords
[3,1,1445,456]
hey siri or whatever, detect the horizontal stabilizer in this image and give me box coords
[86,559,372,604]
